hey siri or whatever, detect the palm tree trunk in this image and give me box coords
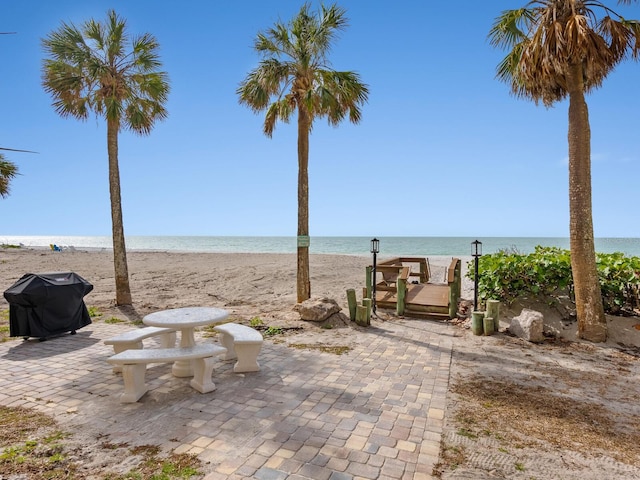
[567,63,606,342]
[107,118,132,306]
[296,107,311,303]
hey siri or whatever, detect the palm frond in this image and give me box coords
[489,8,535,49]
[42,10,170,133]
[0,147,38,153]
[238,3,367,136]
[490,0,640,105]
[0,156,19,198]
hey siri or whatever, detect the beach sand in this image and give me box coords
[0,248,473,328]
[1,247,639,478]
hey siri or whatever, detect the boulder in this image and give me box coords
[510,308,545,343]
[294,297,342,322]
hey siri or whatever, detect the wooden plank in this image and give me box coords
[403,309,450,320]
[376,290,397,303]
[405,284,449,308]
[376,284,397,292]
[447,258,460,283]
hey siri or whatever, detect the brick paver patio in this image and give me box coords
[0,318,453,479]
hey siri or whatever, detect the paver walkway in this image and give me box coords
[0,319,453,479]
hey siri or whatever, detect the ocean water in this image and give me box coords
[1,235,639,257]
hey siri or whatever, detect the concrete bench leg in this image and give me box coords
[218,332,237,360]
[111,341,143,373]
[159,331,177,348]
[234,344,261,373]
[190,357,216,393]
[120,364,148,403]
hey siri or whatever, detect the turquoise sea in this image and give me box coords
[1,235,639,257]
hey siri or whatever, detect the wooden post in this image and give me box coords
[483,316,494,336]
[362,298,372,325]
[486,299,500,331]
[346,289,357,321]
[365,266,372,299]
[448,259,461,319]
[397,277,406,316]
[356,305,368,326]
[420,260,427,283]
[471,311,484,335]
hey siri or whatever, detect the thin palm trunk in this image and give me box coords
[107,118,132,305]
[567,63,606,342]
[297,106,311,302]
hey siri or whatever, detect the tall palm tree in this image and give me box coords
[42,10,169,305]
[0,154,18,198]
[489,0,640,342]
[238,3,369,303]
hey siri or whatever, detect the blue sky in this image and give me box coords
[1,1,639,238]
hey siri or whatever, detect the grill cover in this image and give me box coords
[3,272,94,338]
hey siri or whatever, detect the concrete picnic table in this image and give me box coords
[142,307,228,377]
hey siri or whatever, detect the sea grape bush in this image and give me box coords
[468,246,640,315]
[597,252,640,314]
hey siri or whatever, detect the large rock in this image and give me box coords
[510,308,545,343]
[294,297,342,322]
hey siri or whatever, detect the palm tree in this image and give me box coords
[489,0,640,342]
[42,10,169,305]
[238,3,369,303]
[0,154,18,198]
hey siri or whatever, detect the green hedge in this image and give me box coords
[467,246,640,315]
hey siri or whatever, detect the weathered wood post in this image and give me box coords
[420,259,428,283]
[471,311,484,335]
[356,305,368,326]
[483,316,494,336]
[346,289,357,321]
[397,275,407,316]
[448,259,461,319]
[486,299,500,332]
[362,298,372,325]
[365,266,372,300]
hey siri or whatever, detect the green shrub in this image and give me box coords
[467,246,640,315]
[249,316,263,327]
[264,326,283,337]
[597,252,640,314]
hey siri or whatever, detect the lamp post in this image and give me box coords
[471,239,482,311]
[371,238,379,314]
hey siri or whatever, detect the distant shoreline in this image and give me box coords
[1,235,639,257]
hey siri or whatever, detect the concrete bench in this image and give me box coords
[104,327,177,372]
[213,323,263,373]
[107,344,226,403]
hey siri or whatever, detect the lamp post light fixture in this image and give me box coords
[370,238,379,313]
[471,239,482,311]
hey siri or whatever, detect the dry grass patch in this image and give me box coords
[451,377,640,466]
[289,343,352,355]
[0,406,203,479]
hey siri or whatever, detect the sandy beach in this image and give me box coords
[0,248,472,325]
[1,247,640,479]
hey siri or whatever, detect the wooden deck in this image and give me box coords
[369,257,461,320]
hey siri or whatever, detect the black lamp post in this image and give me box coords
[471,239,482,311]
[371,238,379,313]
